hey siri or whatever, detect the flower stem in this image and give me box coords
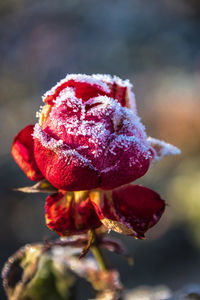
[91,244,107,271]
[90,230,108,271]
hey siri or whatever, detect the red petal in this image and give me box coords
[45,190,101,236]
[100,140,150,190]
[34,129,100,191]
[44,76,135,109]
[90,186,165,238]
[107,82,129,108]
[112,185,165,238]
[44,79,109,105]
[11,125,44,181]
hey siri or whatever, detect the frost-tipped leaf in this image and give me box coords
[148,137,181,162]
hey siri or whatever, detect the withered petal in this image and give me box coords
[45,190,102,236]
[90,185,165,239]
[112,184,166,238]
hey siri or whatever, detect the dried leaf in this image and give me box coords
[14,180,57,193]
[79,230,95,259]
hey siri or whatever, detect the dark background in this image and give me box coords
[1,0,200,299]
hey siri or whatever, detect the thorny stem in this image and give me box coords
[90,229,108,271]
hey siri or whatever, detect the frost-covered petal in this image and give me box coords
[45,190,101,236]
[42,73,136,110]
[92,74,136,110]
[43,74,110,105]
[100,135,150,189]
[11,125,44,181]
[34,124,100,191]
[148,137,181,162]
[90,185,165,239]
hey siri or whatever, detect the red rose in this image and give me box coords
[12,74,180,237]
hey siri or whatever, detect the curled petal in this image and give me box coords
[11,125,44,181]
[45,190,102,236]
[44,77,110,105]
[90,185,165,239]
[148,137,181,162]
[43,73,135,110]
[92,74,136,110]
[108,80,136,111]
[70,81,108,102]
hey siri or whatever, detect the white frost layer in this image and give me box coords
[148,137,181,161]
[109,134,149,153]
[38,86,148,161]
[92,74,133,89]
[34,123,64,150]
[34,78,152,171]
[83,95,146,140]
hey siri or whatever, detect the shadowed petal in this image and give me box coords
[45,190,102,236]
[11,125,44,181]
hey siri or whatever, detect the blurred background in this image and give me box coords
[0,0,200,299]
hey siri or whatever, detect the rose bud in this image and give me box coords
[11,74,180,237]
[12,74,180,191]
[33,74,155,191]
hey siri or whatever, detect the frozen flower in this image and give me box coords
[12,74,180,237]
